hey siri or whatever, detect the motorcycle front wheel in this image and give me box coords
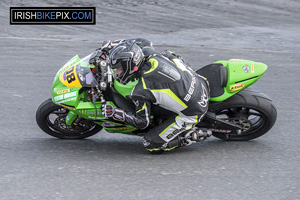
[36,98,102,139]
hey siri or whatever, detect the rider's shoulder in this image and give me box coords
[141,55,181,83]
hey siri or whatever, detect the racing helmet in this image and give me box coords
[109,40,144,84]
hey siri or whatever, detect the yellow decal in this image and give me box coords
[57,103,75,110]
[230,83,245,91]
[229,59,245,61]
[251,63,255,73]
[57,65,70,75]
[59,65,82,87]
[57,89,71,95]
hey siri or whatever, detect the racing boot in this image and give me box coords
[148,137,184,154]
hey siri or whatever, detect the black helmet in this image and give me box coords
[109,40,144,84]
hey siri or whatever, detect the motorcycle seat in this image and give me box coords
[196,64,228,97]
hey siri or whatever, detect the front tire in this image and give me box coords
[36,98,102,139]
[209,89,277,141]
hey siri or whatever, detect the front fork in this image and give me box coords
[65,110,78,125]
[65,90,106,126]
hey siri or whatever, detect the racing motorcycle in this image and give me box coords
[36,49,277,149]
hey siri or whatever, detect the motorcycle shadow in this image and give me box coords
[34,133,272,157]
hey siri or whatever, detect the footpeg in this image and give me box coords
[191,129,212,141]
[183,128,212,146]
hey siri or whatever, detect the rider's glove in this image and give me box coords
[101,104,125,122]
[102,104,114,118]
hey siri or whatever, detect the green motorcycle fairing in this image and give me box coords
[52,54,267,135]
[51,54,138,134]
[212,59,267,101]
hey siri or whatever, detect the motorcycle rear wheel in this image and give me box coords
[209,89,277,141]
[36,98,102,139]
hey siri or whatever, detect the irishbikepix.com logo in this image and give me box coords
[10,7,96,25]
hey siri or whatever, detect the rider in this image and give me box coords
[101,38,211,153]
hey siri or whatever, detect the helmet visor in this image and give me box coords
[111,60,122,69]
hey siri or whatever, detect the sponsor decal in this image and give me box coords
[243,65,250,73]
[166,133,173,139]
[251,63,255,73]
[57,89,70,95]
[57,103,75,110]
[54,95,63,102]
[184,76,196,102]
[54,91,77,103]
[198,83,209,107]
[57,65,70,75]
[229,83,245,91]
[64,91,77,98]
[86,111,96,115]
[55,97,76,104]
[166,127,185,139]
[211,128,232,133]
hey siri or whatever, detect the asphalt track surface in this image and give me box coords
[1,0,300,199]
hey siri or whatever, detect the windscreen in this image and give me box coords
[75,54,98,87]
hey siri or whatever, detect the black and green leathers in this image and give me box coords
[109,38,210,151]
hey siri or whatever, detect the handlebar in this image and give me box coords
[88,50,112,91]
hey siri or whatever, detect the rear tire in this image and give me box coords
[36,98,102,139]
[209,89,277,141]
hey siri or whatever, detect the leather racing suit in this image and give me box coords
[109,38,210,151]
